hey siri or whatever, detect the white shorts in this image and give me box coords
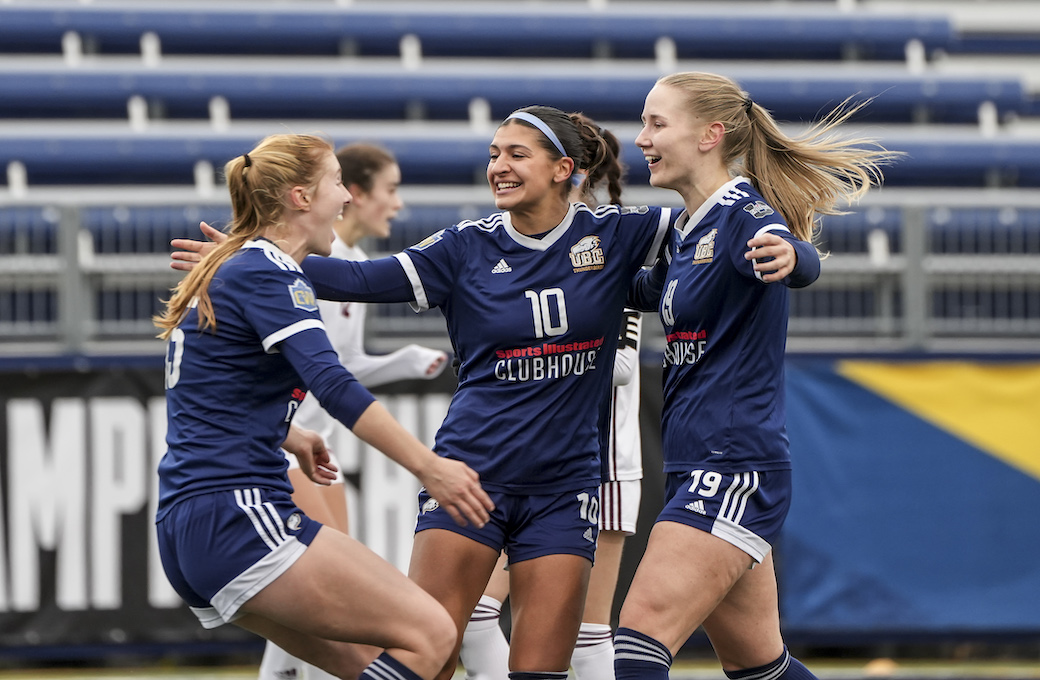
[599,479,641,535]
[283,449,345,484]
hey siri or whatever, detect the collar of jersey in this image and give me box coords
[502,203,576,251]
[676,175,750,240]
[244,237,299,269]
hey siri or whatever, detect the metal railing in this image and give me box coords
[1,186,1039,357]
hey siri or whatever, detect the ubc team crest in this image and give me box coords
[693,229,717,264]
[569,235,605,272]
[288,278,318,312]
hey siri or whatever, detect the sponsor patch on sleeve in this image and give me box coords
[743,201,775,219]
[411,229,445,251]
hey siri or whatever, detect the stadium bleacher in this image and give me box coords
[0,3,954,60]
[0,0,1038,352]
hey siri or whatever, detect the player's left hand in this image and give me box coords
[282,424,338,486]
[746,232,797,283]
[170,221,227,272]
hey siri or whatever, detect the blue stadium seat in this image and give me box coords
[3,130,1040,188]
[0,65,1023,125]
[82,204,231,253]
[0,4,954,61]
[0,206,60,255]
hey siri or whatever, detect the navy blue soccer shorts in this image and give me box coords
[656,468,791,563]
[415,485,600,564]
[156,486,322,628]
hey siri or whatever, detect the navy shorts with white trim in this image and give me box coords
[156,487,322,628]
[656,468,791,563]
[415,485,600,564]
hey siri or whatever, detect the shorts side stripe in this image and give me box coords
[720,472,759,525]
[234,488,285,550]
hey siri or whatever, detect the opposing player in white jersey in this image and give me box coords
[259,143,448,680]
[615,72,898,680]
[155,134,492,680]
[458,115,646,680]
[173,106,678,680]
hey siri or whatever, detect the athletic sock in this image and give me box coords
[258,641,303,680]
[301,663,338,680]
[359,652,423,680]
[724,646,818,680]
[570,622,614,680]
[613,627,671,680]
[460,595,510,680]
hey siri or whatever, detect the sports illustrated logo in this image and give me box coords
[569,235,605,272]
[288,278,318,312]
[743,201,775,219]
[421,497,440,514]
[693,229,717,264]
[491,258,512,274]
[287,512,302,531]
[583,527,595,543]
[412,228,445,251]
[685,500,706,515]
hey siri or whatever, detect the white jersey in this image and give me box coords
[293,235,446,444]
[605,309,642,482]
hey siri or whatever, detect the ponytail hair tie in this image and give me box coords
[243,153,252,168]
[743,97,754,114]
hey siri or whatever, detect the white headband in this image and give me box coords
[506,110,568,158]
[506,110,587,188]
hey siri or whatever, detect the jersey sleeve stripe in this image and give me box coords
[751,223,791,281]
[261,318,325,352]
[393,252,430,312]
[643,208,673,267]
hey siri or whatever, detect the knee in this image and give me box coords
[407,604,458,665]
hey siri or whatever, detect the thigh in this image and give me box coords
[408,529,502,680]
[618,520,752,655]
[702,552,785,671]
[408,528,502,634]
[508,553,592,673]
[244,526,451,650]
[235,612,380,679]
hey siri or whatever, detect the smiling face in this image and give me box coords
[635,83,707,197]
[486,122,572,215]
[350,161,403,241]
[302,151,352,258]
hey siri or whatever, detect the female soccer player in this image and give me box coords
[154,133,491,680]
[614,72,898,680]
[259,142,448,680]
[458,114,646,680]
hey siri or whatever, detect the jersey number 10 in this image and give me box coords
[524,287,569,338]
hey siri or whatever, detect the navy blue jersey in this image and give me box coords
[158,239,374,518]
[307,203,673,494]
[658,178,804,474]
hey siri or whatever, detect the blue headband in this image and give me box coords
[506,110,586,188]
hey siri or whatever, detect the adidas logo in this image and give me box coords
[491,259,512,274]
[583,527,595,543]
[685,500,706,515]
